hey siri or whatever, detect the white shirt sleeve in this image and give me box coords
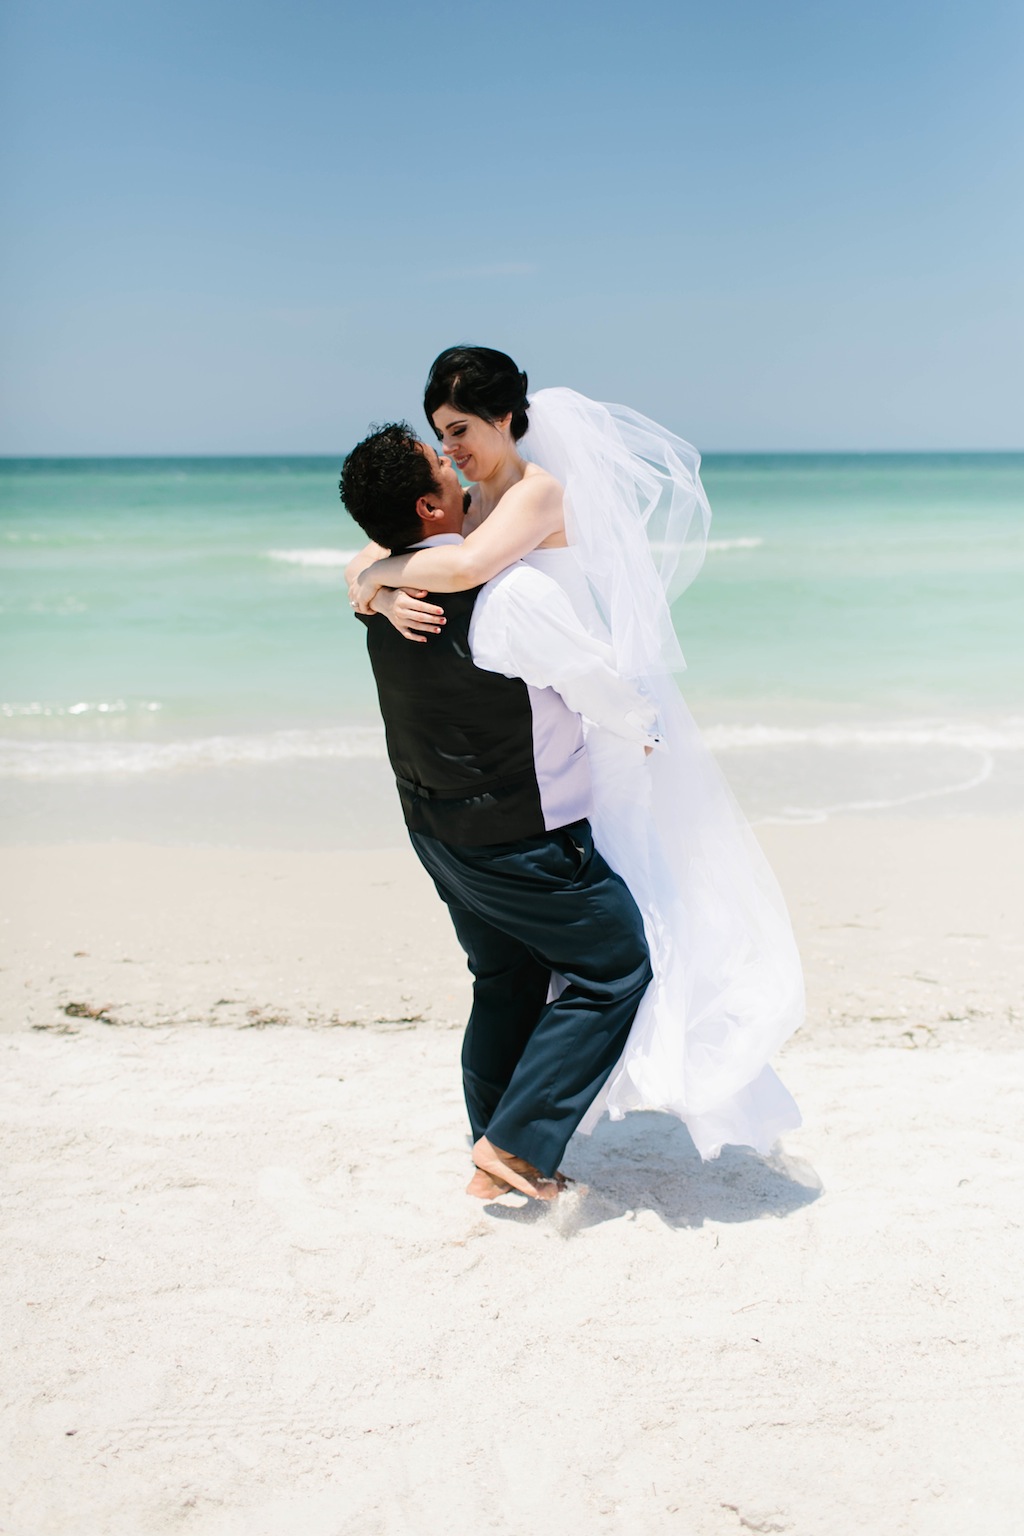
[468,565,663,747]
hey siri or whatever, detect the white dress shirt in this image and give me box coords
[412,534,661,748]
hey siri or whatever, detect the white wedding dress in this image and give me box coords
[520,391,804,1159]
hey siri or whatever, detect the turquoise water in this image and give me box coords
[681,454,1024,715]
[1,457,367,736]
[2,453,1022,839]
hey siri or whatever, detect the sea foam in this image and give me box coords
[268,549,357,568]
[703,719,1024,753]
[3,717,1021,781]
[0,726,388,779]
[2,700,163,719]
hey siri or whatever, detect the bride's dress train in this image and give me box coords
[521,392,804,1160]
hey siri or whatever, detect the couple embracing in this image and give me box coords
[341,347,804,1202]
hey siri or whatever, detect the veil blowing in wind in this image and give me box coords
[522,387,804,1157]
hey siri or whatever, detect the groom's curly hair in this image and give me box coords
[339,422,438,551]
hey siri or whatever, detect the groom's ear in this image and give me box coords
[414,496,445,527]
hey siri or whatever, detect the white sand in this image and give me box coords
[5,819,1022,1045]
[2,819,1024,1533]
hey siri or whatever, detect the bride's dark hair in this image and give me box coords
[424,346,530,441]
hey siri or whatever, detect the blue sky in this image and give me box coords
[1,0,1021,453]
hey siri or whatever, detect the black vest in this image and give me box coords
[360,588,548,846]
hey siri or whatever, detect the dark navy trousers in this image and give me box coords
[409,820,652,1177]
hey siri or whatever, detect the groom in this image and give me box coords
[340,423,658,1200]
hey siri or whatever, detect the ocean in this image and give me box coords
[2,453,1022,846]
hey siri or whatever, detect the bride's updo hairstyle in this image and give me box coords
[424,346,530,442]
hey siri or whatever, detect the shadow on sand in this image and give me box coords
[484,1110,821,1233]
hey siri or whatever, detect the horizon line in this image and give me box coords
[2,446,1023,462]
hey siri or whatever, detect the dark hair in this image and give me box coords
[339,422,437,551]
[424,346,530,441]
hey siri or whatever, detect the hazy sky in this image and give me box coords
[1,0,1021,453]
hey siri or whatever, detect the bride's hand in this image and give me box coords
[370,588,446,643]
[350,565,383,614]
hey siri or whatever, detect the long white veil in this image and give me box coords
[521,386,804,1158]
[521,388,712,678]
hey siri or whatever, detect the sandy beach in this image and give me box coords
[4,0,1022,1524]
[2,817,1023,1534]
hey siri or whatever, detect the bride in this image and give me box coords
[349,346,804,1159]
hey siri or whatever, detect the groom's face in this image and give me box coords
[418,441,466,529]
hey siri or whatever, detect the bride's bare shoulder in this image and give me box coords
[511,463,564,511]
[499,464,566,546]
[522,462,562,491]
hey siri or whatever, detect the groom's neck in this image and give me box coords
[413,511,465,541]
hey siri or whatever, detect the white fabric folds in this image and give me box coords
[518,389,804,1159]
[521,388,712,679]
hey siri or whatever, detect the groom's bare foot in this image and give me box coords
[471,1137,560,1201]
[466,1167,511,1199]
[465,1165,578,1200]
